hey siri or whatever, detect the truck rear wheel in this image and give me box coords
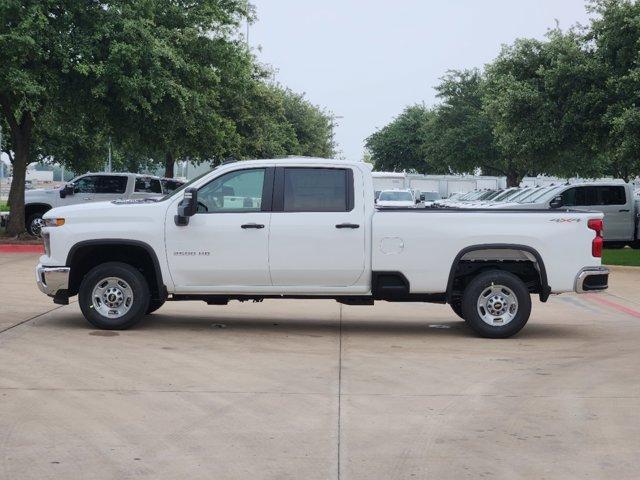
[79,262,150,330]
[461,270,531,339]
[146,298,166,315]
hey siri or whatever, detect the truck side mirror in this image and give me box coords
[175,188,198,226]
[549,195,563,209]
[415,198,420,204]
[59,183,75,199]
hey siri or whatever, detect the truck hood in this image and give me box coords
[25,187,61,199]
[44,199,165,221]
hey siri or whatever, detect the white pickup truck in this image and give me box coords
[35,158,609,338]
[3,173,182,236]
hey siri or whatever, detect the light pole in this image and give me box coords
[107,137,112,173]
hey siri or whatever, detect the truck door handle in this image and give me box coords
[335,223,360,229]
[241,223,265,229]
[619,209,630,212]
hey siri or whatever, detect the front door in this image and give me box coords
[268,167,366,287]
[165,167,273,290]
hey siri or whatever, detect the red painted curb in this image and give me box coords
[586,294,640,319]
[0,244,44,254]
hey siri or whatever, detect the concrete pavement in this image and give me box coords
[1,253,639,479]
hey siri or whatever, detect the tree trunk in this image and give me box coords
[164,151,174,178]
[6,136,29,236]
[506,170,522,188]
[7,113,33,237]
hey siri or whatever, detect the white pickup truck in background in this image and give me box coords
[35,158,609,338]
[1,173,183,236]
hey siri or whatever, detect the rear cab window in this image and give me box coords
[277,167,354,212]
[562,185,626,206]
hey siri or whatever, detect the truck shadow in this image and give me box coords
[53,311,585,340]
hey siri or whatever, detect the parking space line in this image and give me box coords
[0,302,73,335]
[586,294,640,319]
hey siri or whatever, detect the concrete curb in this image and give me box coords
[0,244,44,254]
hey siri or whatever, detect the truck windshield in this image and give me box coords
[379,191,413,201]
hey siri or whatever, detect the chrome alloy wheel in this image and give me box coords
[91,277,134,318]
[476,284,519,326]
[30,217,45,237]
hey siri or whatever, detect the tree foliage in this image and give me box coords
[0,0,336,235]
[367,0,640,186]
[365,105,439,174]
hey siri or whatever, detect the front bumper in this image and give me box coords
[575,267,609,293]
[36,264,70,297]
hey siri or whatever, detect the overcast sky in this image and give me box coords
[249,0,592,161]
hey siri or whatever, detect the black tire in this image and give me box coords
[26,211,46,237]
[461,270,532,339]
[631,241,640,250]
[146,298,166,315]
[79,262,150,330]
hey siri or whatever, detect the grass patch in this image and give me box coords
[602,248,640,267]
[0,202,7,211]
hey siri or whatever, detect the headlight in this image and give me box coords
[43,218,65,227]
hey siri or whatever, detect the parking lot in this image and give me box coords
[1,252,639,479]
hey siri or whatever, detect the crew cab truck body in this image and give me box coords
[6,173,175,237]
[36,158,609,338]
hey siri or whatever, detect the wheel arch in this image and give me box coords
[446,244,550,303]
[25,203,52,217]
[65,239,165,300]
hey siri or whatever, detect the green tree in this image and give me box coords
[96,0,249,178]
[587,0,640,181]
[0,0,249,235]
[0,1,105,235]
[279,87,336,158]
[425,70,501,177]
[365,104,442,173]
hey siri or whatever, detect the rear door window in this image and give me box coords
[282,168,352,212]
[595,186,626,205]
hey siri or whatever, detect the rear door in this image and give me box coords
[561,185,632,241]
[268,167,365,287]
[593,185,632,241]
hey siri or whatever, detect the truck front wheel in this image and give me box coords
[26,212,46,237]
[461,270,531,339]
[79,262,150,330]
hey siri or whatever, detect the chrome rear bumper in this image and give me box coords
[575,267,609,293]
[36,264,70,297]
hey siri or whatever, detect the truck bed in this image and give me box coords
[372,208,602,294]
